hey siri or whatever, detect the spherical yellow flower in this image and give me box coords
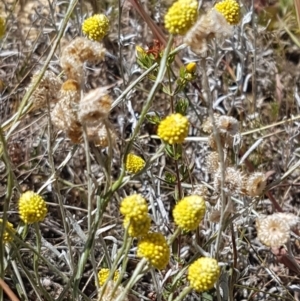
[137,232,170,270]
[188,257,220,292]
[82,14,109,41]
[214,0,241,25]
[164,0,198,35]
[185,62,197,73]
[19,191,48,224]
[125,154,145,174]
[123,215,151,237]
[173,195,206,231]
[157,113,189,144]
[98,268,120,286]
[0,219,15,244]
[0,16,5,39]
[120,194,148,223]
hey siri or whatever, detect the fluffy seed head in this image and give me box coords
[86,123,115,148]
[188,257,220,292]
[207,132,234,150]
[125,154,145,174]
[157,113,189,144]
[82,14,109,41]
[137,232,170,270]
[214,167,244,194]
[214,0,241,25]
[184,9,233,55]
[256,214,290,247]
[120,194,148,223]
[0,219,15,244]
[206,151,220,174]
[245,172,266,197]
[60,37,106,80]
[173,195,206,231]
[191,184,209,197]
[28,70,63,109]
[61,79,80,92]
[78,87,112,125]
[98,268,119,286]
[19,191,48,224]
[164,0,198,35]
[216,115,239,135]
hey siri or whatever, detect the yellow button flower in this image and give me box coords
[120,194,148,223]
[82,14,109,41]
[214,0,241,25]
[98,268,120,286]
[173,195,206,231]
[125,153,145,174]
[185,62,197,73]
[137,232,170,270]
[123,215,151,238]
[157,113,189,145]
[188,257,220,292]
[19,191,48,224]
[164,0,198,35]
[0,219,15,244]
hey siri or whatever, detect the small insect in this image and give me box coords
[145,39,164,60]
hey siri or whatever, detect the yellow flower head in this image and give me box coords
[164,0,198,35]
[82,14,109,41]
[0,16,5,39]
[0,219,15,244]
[19,191,48,224]
[137,232,170,270]
[120,194,148,223]
[173,195,206,231]
[123,215,151,237]
[185,62,197,73]
[214,0,241,25]
[98,268,119,286]
[188,257,220,292]
[157,113,189,144]
[125,154,145,174]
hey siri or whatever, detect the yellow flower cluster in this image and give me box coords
[164,0,198,35]
[137,232,170,270]
[188,257,220,292]
[82,14,109,41]
[173,195,206,231]
[214,0,241,25]
[185,62,197,74]
[0,219,15,244]
[18,191,48,224]
[120,194,150,237]
[157,113,189,144]
[125,153,145,174]
[98,268,119,286]
[0,16,5,38]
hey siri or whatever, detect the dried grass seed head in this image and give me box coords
[164,0,198,35]
[184,9,233,55]
[28,70,63,109]
[78,87,112,125]
[256,214,290,247]
[245,172,266,197]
